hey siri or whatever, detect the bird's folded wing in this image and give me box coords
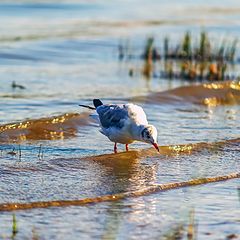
[125,103,148,125]
[96,105,128,129]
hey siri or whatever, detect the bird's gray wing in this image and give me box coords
[96,104,128,129]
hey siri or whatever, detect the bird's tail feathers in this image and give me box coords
[93,99,103,108]
[79,104,96,110]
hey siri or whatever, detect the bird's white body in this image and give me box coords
[81,99,159,152]
[97,103,148,144]
[101,125,134,144]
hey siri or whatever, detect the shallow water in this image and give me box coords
[0,1,240,239]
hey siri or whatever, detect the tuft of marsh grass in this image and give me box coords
[32,227,39,240]
[12,214,18,236]
[182,31,191,59]
[1,144,45,160]
[38,144,43,160]
[163,224,185,240]
[187,209,198,240]
[119,31,238,81]
[163,209,197,240]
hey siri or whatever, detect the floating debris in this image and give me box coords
[12,81,26,90]
[7,147,17,156]
[226,234,238,240]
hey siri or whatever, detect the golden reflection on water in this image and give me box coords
[203,92,238,107]
[203,80,240,90]
[230,81,240,90]
[167,145,193,154]
[202,81,240,107]
[0,112,89,142]
[90,150,157,192]
[0,138,239,212]
[203,97,219,107]
[0,80,239,143]
[203,82,225,90]
[137,80,240,106]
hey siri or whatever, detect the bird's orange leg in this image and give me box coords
[125,144,129,151]
[114,142,117,153]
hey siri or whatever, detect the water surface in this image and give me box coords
[0,1,240,239]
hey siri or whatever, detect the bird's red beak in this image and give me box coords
[152,143,159,152]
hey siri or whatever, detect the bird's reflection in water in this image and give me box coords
[88,150,158,239]
[91,150,158,194]
[101,201,124,240]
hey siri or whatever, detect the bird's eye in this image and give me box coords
[141,129,151,139]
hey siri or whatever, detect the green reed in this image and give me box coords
[163,209,197,240]
[119,31,238,81]
[0,144,44,160]
[12,214,18,237]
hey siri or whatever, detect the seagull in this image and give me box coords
[79,99,159,153]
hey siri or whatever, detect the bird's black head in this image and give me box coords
[140,125,159,152]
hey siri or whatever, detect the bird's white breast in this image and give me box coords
[101,123,135,144]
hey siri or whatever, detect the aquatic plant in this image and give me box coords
[163,209,197,240]
[32,227,40,240]
[182,31,192,59]
[164,36,169,59]
[0,144,45,160]
[164,224,184,240]
[187,209,197,240]
[38,144,43,160]
[119,31,238,81]
[142,36,160,61]
[12,214,18,236]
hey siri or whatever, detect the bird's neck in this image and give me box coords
[131,124,146,141]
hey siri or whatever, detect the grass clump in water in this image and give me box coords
[119,31,238,81]
[12,214,18,237]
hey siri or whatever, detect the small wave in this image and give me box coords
[0,172,238,212]
[0,112,90,142]
[133,80,240,106]
[0,81,239,143]
[0,137,238,175]
[77,137,240,161]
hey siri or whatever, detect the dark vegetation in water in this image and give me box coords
[163,208,239,240]
[12,214,18,237]
[3,211,238,240]
[163,209,197,240]
[2,214,39,240]
[119,31,238,81]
